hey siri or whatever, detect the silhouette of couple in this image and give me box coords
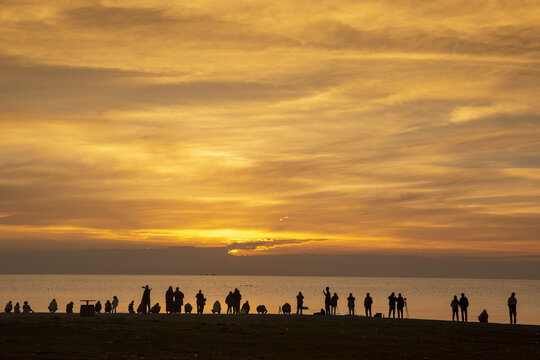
[323,287,339,315]
[225,288,242,314]
[388,292,406,318]
[165,286,185,313]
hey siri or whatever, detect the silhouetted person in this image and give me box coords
[347,293,355,315]
[233,288,242,314]
[388,292,396,318]
[151,303,161,314]
[195,290,206,314]
[451,295,459,321]
[212,300,221,314]
[323,287,331,315]
[66,302,74,314]
[141,285,151,314]
[508,292,517,324]
[22,301,34,313]
[364,293,373,317]
[5,301,12,313]
[112,296,119,313]
[282,302,291,314]
[330,293,339,315]
[165,286,174,314]
[396,293,405,319]
[257,305,267,314]
[14,302,20,314]
[128,301,135,314]
[105,300,112,313]
[241,301,250,314]
[314,308,325,315]
[48,298,58,314]
[95,300,102,313]
[225,291,233,314]
[459,293,469,322]
[174,287,184,313]
[296,292,304,315]
[184,303,193,314]
[478,309,488,323]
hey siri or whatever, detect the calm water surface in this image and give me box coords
[1,275,538,325]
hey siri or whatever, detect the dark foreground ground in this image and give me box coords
[0,314,538,359]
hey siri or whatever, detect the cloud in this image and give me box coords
[0,1,539,257]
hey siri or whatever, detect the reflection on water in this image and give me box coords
[0,275,538,325]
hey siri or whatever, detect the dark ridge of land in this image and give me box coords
[0,314,538,359]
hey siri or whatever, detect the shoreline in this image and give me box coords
[1,314,538,359]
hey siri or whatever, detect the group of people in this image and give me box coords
[225,288,243,314]
[2,287,521,324]
[92,296,119,314]
[449,292,518,324]
[4,301,34,314]
[318,288,375,317]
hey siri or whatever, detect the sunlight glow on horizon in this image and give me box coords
[0,1,539,256]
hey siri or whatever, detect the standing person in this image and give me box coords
[508,292,517,324]
[141,285,152,314]
[48,299,58,314]
[112,296,119,313]
[165,286,174,314]
[233,288,242,314]
[195,290,206,314]
[364,293,373,317]
[296,292,305,315]
[388,292,397,318]
[451,295,460,321]
[331,293,339,315]
[225,291,233,314]
[459,293,469,322]
[347,293,356,315]
[5,301,12,313]
[105,300,112,313]
[173,287,184,313]
[323,287,331,315]
[396,293,405,319]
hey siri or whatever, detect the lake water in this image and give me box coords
[1,275,538,325]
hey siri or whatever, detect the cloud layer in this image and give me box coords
[1,1,539,256]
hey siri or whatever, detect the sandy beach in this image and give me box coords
[0,314,538,359]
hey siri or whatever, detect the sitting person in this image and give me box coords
[128,301,135,314]
[105,300,112,313]
[314,308,326,315]
[184,303,193,314]
[137,302,145,314]
[151,303,161,314]
[22,301,34,313]
[256,305,268,314]
[212,300,221,314]
[478,309,489,323]
[241,301,250,314]
[48,299,58,314]
[66,302,74,314]
[13,302,20,314]
[281,303,291,314]
[95,301,102,313]
[5,301,12,313]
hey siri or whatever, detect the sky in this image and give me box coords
[1,0,540,258]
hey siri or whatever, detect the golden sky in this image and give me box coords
[1,0,539,256]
